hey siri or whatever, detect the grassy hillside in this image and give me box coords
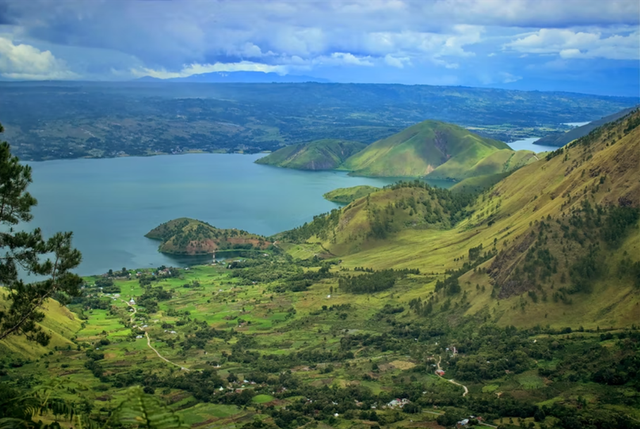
[449,172,512,194]
[0,293,81,360]
[255,139,366,170]
[280,181,477,256]
[282,110,640,329]
[146,218,270,255]
[428,148,538,180]
[341,120,510,178]
[3,113,640,429]
[323,185,379,204]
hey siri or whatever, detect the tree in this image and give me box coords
[0,126,82,346]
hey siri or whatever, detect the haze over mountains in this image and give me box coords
[136,71,330,83]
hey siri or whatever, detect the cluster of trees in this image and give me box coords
[278,208,342,243]
[137,285,173,313]
[338,269,417,294]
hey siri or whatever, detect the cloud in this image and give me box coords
[504,29,640,60]
[318,52,374,67]
[384,54,411,68]
[131,61,289,79]
[9,0,633,74]
[0,37,78,80]
[0,0,637,93]
[501,72,522,83]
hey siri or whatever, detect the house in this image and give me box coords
[436,369,445,376]
[457,419,469,427]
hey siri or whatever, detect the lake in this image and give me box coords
[25,140,561,277]
[26,154,417,276]
[506,137,559,152]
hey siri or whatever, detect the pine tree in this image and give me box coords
[0,125,82,346]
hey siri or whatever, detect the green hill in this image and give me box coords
[255,139,366,170]
[146,218,270,255]
[428,148,538,180]
[341,120,510,178]
[323,185,379,204]
[0,294,81,359]
[280,110,640,328]
[535,106,638,147]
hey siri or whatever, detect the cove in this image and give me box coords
[26,153,414,276]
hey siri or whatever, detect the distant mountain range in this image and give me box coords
[135,71,330,83]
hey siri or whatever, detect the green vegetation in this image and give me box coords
[255,139,365,170]
[1,111,640,428]
[341,120,510,178]
[429,148,538,181]
[0,124,82,348]
[322,185,379,204]
[1,82,636,161]
[146,218,271,255]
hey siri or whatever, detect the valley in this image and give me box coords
[1,109,639,429]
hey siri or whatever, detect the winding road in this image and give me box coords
[436,356,469,397]
[121,298,189,371]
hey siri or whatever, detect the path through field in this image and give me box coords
[436,356,469,397]
[121,299,190,371]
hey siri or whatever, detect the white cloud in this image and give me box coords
[504,29,639,60]
[0,37,78,80]
[131,61,289,79]
[321,52,374,67]
[501,72,522,83]
[384,54,412,68]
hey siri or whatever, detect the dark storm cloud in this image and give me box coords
[0,0,17,25]
[4,0,639,70]
[0,0,637,95]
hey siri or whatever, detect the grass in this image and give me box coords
[323,185,380,204]
[341,120,509,178]
[255,139,366,170]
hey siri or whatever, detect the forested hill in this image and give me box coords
[146,218,270,255]
[278,181,477,255]
[279,109,640,328]
[255,139,365,170]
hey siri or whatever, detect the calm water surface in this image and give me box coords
[27,154,441,275]
[507,137,559,153]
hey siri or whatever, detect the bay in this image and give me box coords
[25,154,408,276]
[507,137,559,153]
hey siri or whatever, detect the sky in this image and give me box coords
[0,0,638,96]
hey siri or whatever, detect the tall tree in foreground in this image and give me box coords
[0,123,82,346]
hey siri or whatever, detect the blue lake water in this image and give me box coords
[507,137,559,153]
[26,154,414,275]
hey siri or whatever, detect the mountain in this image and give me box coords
[255,139,366,170]
[340,120,512,179]
[535,106,638,147]
[136,71,330,83]
[145,218,269,255]
[323,185,379,204]
[280,109,640,328]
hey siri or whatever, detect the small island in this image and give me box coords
[145,217,270,255]
[323,185,379,204]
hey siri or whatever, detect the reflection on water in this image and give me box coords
[507,137,560,153]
